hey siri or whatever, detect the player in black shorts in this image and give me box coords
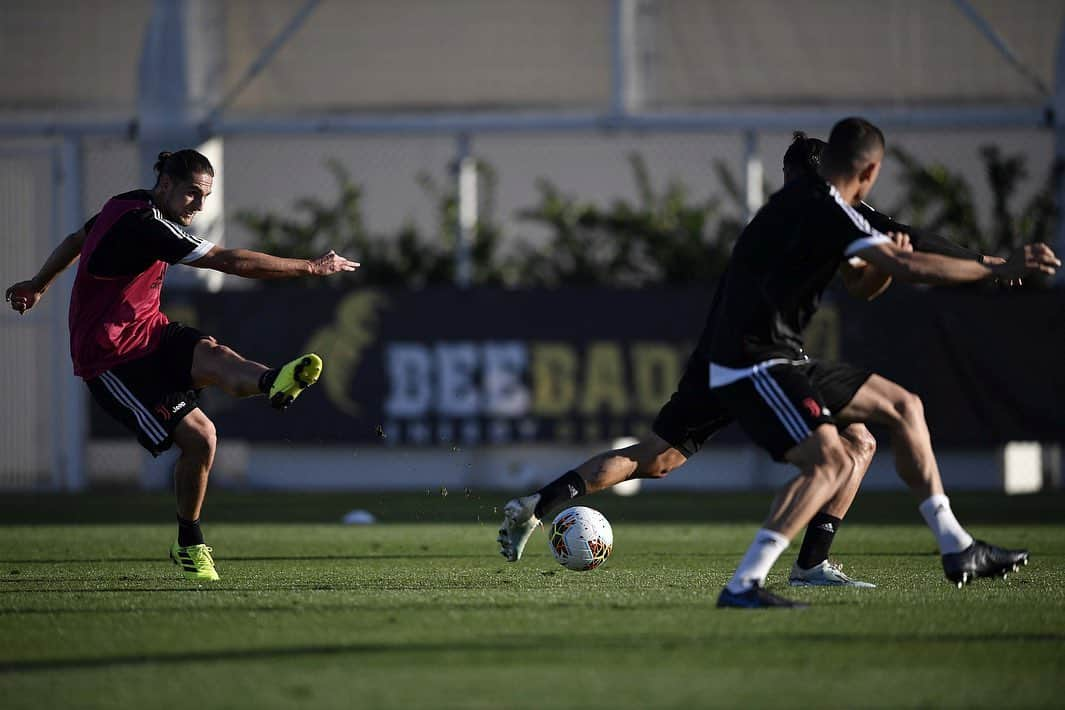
[6,149,359,581]
[709,117,1055,607]
[496,130,1005,589]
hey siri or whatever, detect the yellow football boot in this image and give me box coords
[169,542,220,581]
[268,353,323,410]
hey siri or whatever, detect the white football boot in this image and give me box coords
[788,560,876,588]
[497,495,541,562]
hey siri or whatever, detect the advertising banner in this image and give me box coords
[88,285,1065,447]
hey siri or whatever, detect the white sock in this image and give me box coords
[726,528,790,593]
[919,495,974,554]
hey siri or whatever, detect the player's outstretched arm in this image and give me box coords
[856,236,1059,286]
[4,227,87,314]
[858,203,989,263]
[840,232,912,300]
[189,247,360,279]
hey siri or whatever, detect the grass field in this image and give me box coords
[1,490,1064,709]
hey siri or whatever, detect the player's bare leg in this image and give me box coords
[839,375,1028,586]
[497,435,686,562]
[190,338,323,409]
[819,425,876,518]
[838,375,943,499]
[763,425,854,539]
[790,424,878,587]
[191,338,268,397]
[172,409,216,521]
[718,424,852,608]
[577,435,688,492]
[169,409,220,581]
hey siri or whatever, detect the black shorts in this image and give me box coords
[652,353,733,458]
[85,322,210,456]
[711,359,871,462]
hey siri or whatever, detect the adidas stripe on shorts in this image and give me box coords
[710,359,871,461]
[85,322,208,455]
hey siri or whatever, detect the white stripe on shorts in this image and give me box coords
[751,366,811,443]
[99,371,167,444]
[759,367,815,438]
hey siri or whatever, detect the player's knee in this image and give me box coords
[177,417,217,458]
[192,339,221,372]
[892,390,925,427]
[850,427,877,465]
[199,338,230,360]
[808,441,851,486]
[639,448,687,479]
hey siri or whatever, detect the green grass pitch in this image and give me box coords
[1,491,1063,709]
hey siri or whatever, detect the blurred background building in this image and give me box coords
[1,0,1063,494]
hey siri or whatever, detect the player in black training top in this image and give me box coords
[711,117,1056,608]
[496,128,1019,590]
[494,127,1018,587]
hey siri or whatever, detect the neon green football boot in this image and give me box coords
[268,353,323,410]
[170,542,220,581]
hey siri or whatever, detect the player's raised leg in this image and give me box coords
[789,424,878,588]
[499,354,723,562]
[190,338,323,409]
[498,434,687,562]
[839,375,1029,586]
[169,409,221,581]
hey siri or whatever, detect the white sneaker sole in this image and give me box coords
[497,499,540,561]
[788,578,876,588]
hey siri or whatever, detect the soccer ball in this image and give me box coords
[548,506,613,571]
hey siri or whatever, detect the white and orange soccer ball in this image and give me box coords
[548,506,613,571]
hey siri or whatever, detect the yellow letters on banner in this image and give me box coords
[531,344,577,415]
[631,343,679,415]
[580,342,628,414]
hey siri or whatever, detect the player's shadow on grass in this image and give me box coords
[0,554,477,564]
[4,632,1065,674]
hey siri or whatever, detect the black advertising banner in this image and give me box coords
[159,286,719,447]
[89,285,1065,447]
[836,286,1065,445]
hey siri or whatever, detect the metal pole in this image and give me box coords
[202,0,322,129]
[455,133,476,288]
[952,0,1051,98]
[208,105,1048,137]
[54,136,86,490]
[610,0,628,116]
[1055,15,1065,282]
[743,130,763,223]
[612,0,654,116]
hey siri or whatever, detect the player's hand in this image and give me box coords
[4,280,43,315]
[308,250,360,276]
[888,231,913,253]
[997,243,1060,280]
[982,255,1022,287]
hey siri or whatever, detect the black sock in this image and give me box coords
[796,512,842,570]
[177,515,205,547]
[258,369,278,394]
[533,471,587,519]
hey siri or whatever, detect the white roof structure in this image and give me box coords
[1,0,1062,122]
